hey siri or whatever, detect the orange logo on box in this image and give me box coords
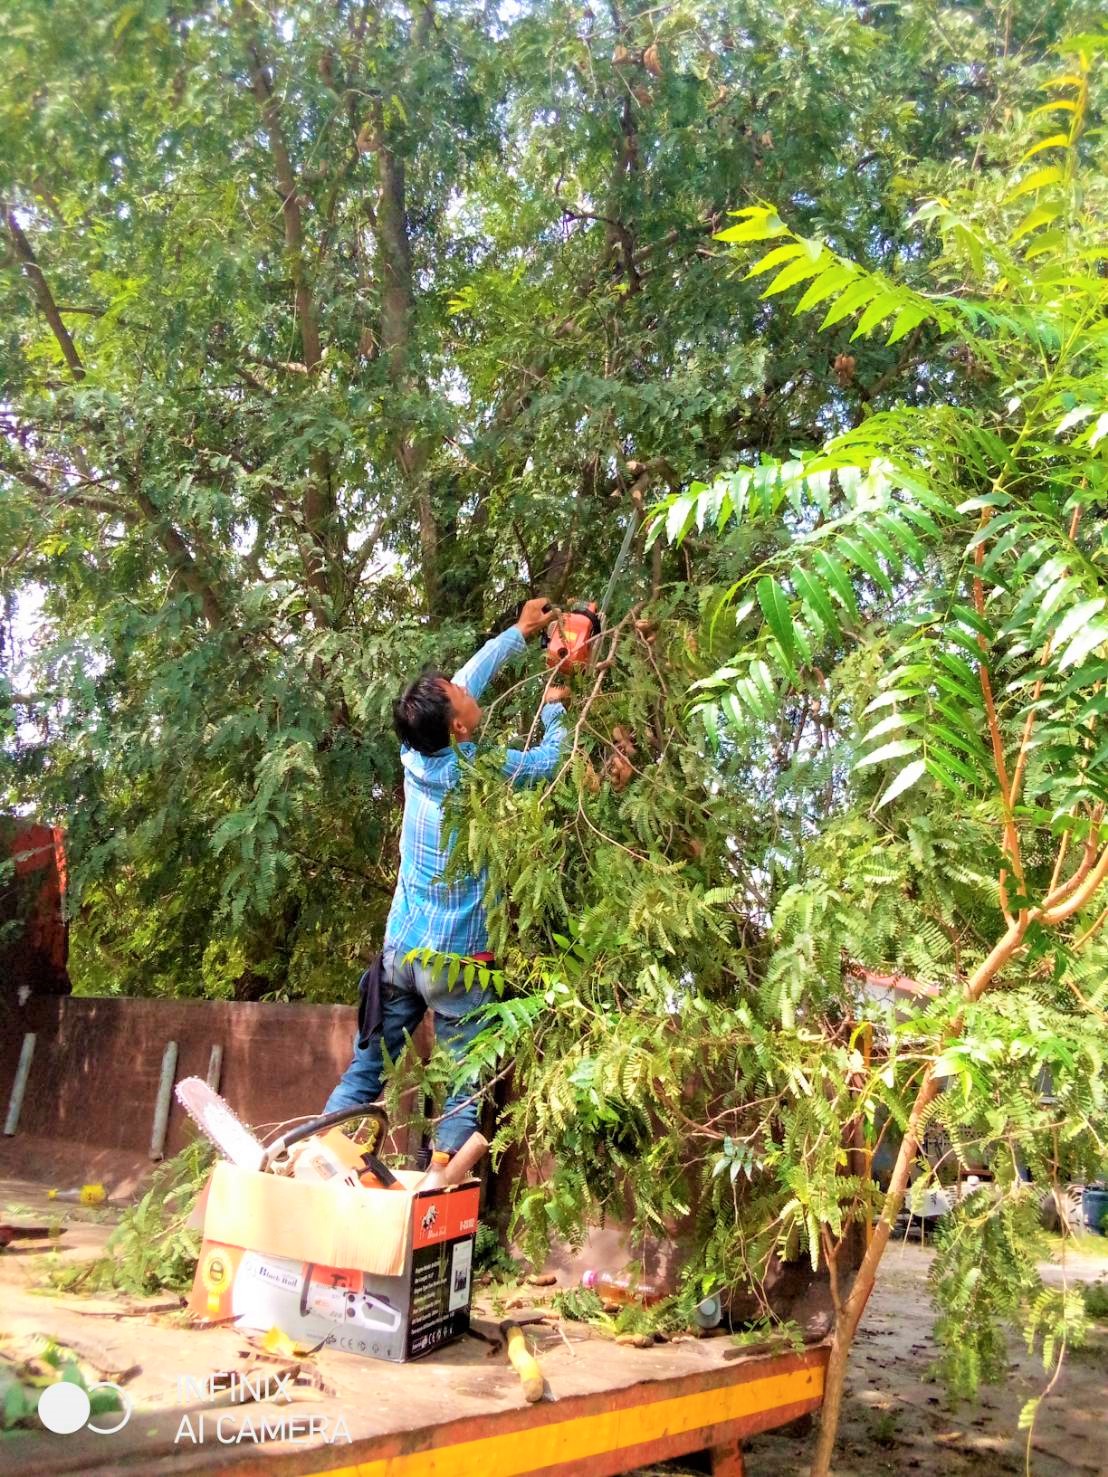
[413,1187,480,1249]
[305,1264,362,1292]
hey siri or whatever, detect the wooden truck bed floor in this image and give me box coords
[0,1176,826,1477]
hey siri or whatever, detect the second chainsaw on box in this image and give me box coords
[175,1077,393,1186]
[174,1078,487,1192]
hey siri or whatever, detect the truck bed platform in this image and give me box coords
[0,1177,826,1477]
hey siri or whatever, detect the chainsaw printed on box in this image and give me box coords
[227,1250,408,1360]
[301,1266,403,1336]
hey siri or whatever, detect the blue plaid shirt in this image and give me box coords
[383,627,567,960]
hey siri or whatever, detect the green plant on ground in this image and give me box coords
[1081,1281,1108,1320]
[0,1338,124,1431]
[550,1285,704,1339]
[47,1139,212,1298]
[550,1286,606,1324]
[473,1223,521,1283]
[867,1410,899,1449]
[729,1318,805,1356]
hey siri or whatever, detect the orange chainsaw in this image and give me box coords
[542,602,602,674]
[175,1078,392,1186]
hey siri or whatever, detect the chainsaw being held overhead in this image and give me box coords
[541,602,602,674]
[535,476,644,678]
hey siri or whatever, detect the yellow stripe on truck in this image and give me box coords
[303,1363,823,1477]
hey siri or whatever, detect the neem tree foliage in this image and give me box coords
[1,0,1069,997]
[446,29,1108,1473]
[6,4,1108,1471]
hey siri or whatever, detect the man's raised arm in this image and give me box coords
[452,598,553,699]
[502,685,568,788]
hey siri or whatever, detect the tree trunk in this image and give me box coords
[809,914,1029,1475]
[810,1071,941,1475]
[246,37,335,602]
[367,97,440,611]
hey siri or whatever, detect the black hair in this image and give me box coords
[393,667,453,754]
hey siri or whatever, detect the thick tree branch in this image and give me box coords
[1037,840,1108,926]
[1009,506,1082,811]
[132,488,225,629]
[0,456,52,496]
[247,50,322,373]
[3,203,86,379]
[813,906,1029,1474]
[1039,807,1105,914]
[2,207,233,629]
[353,11,440,609]
[245,36,334,600]
[972,524,1022,917]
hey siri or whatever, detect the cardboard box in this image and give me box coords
[188,1162,479,1361]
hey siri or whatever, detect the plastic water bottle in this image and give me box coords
[415,1150,452,1191]
[581,1269,663,1305]
[414,1132,490,1191]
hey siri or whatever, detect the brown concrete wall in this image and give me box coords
[0,994,422,1166]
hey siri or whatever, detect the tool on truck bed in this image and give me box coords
[0,1222,62,1249]
[501,1319,545,1403]
[175,1077,388,1179]
[175,1078,489,1189]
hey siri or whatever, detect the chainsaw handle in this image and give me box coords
[263,1104,388,1168]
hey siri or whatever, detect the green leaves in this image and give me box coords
[713,204,788,244]
[1006,164,1064,201]
[757,576,797,671]
[1058,618,1108,671]
[656,453,954,738]
[875,758,926,809]
[855,737,922,768]
[722,211,950,343]
[676,37,1108,848]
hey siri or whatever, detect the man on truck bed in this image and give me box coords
[324,597,567,1156]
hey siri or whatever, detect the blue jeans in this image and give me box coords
[324,946,493,1154]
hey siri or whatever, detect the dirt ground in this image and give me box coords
[642,1235,1108,1477]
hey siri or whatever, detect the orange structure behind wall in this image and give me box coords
[0,819,69,999]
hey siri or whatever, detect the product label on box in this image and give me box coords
[189,1177,480,1364]
[448,1239,472,1313]
[407,1240,472,1358]
[246,1257,303,1296]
